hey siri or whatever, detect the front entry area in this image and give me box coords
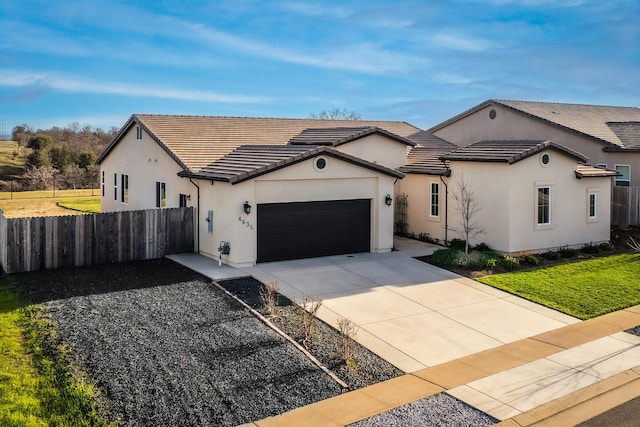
[256,199,371,263]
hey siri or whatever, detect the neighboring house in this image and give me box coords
[428,100,640,187]
[96,115,420,267]
[397,140,618,254]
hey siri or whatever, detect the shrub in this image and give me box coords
[336,317,359,368]
[501,255,520,271]
[559,247,577,258]
[259,281,279,316]
[599,241,613,251]
[448,238,466,250]
[473,242,491,252]
[523,255,539,265]
[298,295,323,349]
[431,248,500,270]
[543,250,561,260]
[486,258,498,268]
[581,243,600,254]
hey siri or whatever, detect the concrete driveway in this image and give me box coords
[171,237,579,373]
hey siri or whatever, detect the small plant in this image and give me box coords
[486,258,498,268]
[598,241,613,251]
[559,247,577,258]
[473,242,491,252]
[298,295,323,349]
[581,243,600,254]
[259,281,279,316]
[628,236,640,253]
[501,255,520,271]
[448,238,466,250]
[523,255,539,266]
[336,317,359,369]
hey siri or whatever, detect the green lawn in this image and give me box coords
[0,278,107,426]
[57,197,101,213]
[477,253,640,320]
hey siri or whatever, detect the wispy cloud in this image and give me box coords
[0,70,270,103]
[431,31,494,52]
[279,2,352,19]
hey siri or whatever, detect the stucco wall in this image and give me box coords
[196,155,397,267]
[334,134,409,169]
[395,174,448,243]
[99,125,195,213]
[432,104,640,186]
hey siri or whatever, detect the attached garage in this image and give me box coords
[257,199,371,262]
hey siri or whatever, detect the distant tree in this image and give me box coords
[27,134,52,151]
[11,124,33,152]
[26,149,52,169]
[77,151,97,171]
[49,143,73,170]
[451,174,485,254]
[23,166,55,190]
[310,108,362,120]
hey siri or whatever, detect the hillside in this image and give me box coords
[0,140,27,190]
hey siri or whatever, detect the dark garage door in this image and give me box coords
[257,199,371,263]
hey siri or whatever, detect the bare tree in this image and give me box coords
[22,166,55,190]
[451,173,485,254]
[309,108,362,120]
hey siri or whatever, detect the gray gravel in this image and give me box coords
[348,393,498,427]
[44,279,342,426]
[625,325,640,337]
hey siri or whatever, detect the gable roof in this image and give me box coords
[440,140,588,164]
[178,145,404,184]
[398,145,454,175]
[96,114,422,172]
[428,100,640,149]
[287,127,416,147]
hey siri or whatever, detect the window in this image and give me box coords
[136,126,142,139]
[121,174,129,204]
[113,173,118,201]
[615,165,630,186]
[537,186,551,226]
[156,181,166,208]
[588,192,597,220]
[101,171,105,197]
[179,193,188,208]
[429,182,439,217]
[596,163,607,169]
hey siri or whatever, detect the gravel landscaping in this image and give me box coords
[626,325,640,337]
[349,393,497,427]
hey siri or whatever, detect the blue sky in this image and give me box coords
[1,0,638,136]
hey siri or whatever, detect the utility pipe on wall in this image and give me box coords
[189,178,200,253]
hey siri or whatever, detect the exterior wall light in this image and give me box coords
[385,194,393,206]
[243,201,252,215]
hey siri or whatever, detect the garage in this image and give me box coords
[257,199,371,263]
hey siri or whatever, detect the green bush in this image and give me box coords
[559,247,577,258]
[599,242,613,251]
[473,243,492,252]
[486,258,498,268]
[543,250,561,260]
[581,243,600,254]
[523,255,539,265]
[501,255,520,271]
[448,239,466,250]
[431,248,500,270]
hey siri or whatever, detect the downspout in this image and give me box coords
[440,174,449,246]
[189,178,200,253]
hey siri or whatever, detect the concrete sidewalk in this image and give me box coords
[168,240,640,425]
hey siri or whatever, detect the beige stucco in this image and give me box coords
[332,134,409,169]
[196,156,397,267]
[432,104,640,186]
[397,149,612,254]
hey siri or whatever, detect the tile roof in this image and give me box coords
[606,122,640,150]
[398,146,452,175]
[428,100,640,149]
[178,145,405,184]
[403,130,457,150]
[96,114,422,172]
[575,164,621,179]
[440,140,588,164]
[288,127,416,147]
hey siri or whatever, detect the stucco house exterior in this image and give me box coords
[396,140,618,254]
[428,100,640,188]
[96,115,420,267]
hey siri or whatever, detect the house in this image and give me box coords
[396,140,618,254]
[95,115,421,267]
[428,100,640,187]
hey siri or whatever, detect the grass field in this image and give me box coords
[0,278,107,426]
[0,189,100,217]
[477,253,640,319]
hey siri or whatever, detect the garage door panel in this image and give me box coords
[257,199,370,262]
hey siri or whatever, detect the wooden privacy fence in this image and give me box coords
[612,186,640,227]
[0,207,194,274]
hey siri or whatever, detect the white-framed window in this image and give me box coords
[101,171,105,197]
[596,163,607,169]
[156,181,166,208]
[536,186,551,226]
[588,191,597,221]
[136,126,143,140]
[615,165,630,186]
[429,182,439,217]
[121,174,129,204]
[113,173,118,201]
